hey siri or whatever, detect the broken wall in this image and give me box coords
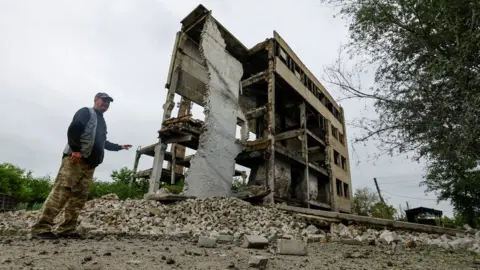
[183,16,245,198]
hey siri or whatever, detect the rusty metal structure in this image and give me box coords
[132,4,352,213]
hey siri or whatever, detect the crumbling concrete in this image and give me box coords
[183,16,246,198]
[277,239,308,256]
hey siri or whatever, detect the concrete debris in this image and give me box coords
[0,197,479,255]
[248,255,268,269]
[277,239,308,256]
[198,236,217,248]
[242,235,269,249]
[100,193,119,200]
[0,197,306,240]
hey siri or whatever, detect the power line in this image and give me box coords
[380,189,438,201]
[378,180,422,185]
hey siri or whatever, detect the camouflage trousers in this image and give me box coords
[31,157,94,234]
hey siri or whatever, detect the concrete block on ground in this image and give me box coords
[198,236,217,248]
[277,239,308,256]
[217,234,234,243]
[242,235,269,249]
[248,256,268,269]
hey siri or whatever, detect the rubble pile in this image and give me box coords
[329,223,480,254]
[1,196,480,255]
[0,196,307,241]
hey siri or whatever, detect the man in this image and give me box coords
[30,92,132,239]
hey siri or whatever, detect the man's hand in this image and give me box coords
[70,152,82,163]
[121,144,132,150]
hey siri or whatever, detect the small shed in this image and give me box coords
[405,207,443,226]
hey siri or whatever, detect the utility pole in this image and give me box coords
[374,177,389,218]
[373,178,386,206]
[406,201,410,210]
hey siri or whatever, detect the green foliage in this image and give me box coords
[370,202,397,220]
[160,178,184,194]
[17,202,43,211]
[423,157,480,227]
[231,177,247,192]
[323,0,480,227]
[22,174,52,209]
[111,167,134,184]
[0,162,53,210]
[352,187,396,220]
[0,163,28,199]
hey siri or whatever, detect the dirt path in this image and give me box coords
[0,236,478,270]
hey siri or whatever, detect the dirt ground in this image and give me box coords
[0,236,479,270]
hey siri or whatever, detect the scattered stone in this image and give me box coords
[306,234,326,243]
[343,252,364,259]
[227,262,236,268]
[82,256,93,264]
[217,234,234,243]
[341,238,362,246]
[404,238,416,249]
[198,236,217,248]
[242,235,269,249]
[166,258,175,265]
[464,224,475,234]
[38,251,48,255]
[378,230,400,245]
[0,197,307,240]
[302,225,319,235]
[277,239,308,256]
[103,252,112,256]
[248,256,268,269]
[127,260,141,265]
[100,193,119,200]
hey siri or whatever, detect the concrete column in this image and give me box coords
[264,41,276,204]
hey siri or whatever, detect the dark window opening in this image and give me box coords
[341,156,347,171]
[331,125,338,139]
[336,179,343,197]
[339,133,345,145]
[333,150,340,166]
[343,183,349,198]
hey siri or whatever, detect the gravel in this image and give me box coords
[1,195,480,269]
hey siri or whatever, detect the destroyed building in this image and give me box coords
[132,4,352,213]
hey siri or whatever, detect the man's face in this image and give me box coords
[94,97,110,113]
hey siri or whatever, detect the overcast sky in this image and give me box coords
[0,0,453,216]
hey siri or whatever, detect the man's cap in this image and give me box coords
[95,92,114,102]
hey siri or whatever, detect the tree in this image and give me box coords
[351,187,396,219]
[23,174,52,209]
[423,157,480,227]
[352,187,378,216]
[370,202,397,220]
[111,166,148,194]
[321,0,480,225]
[0,163,28,199]
[231,177,247,192]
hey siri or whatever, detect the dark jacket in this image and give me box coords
[64,107,122,168]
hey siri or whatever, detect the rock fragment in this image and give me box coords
[248,256,268,269]
[242,235,269,249]
[198,236,217,248]
[277,239,308,256]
